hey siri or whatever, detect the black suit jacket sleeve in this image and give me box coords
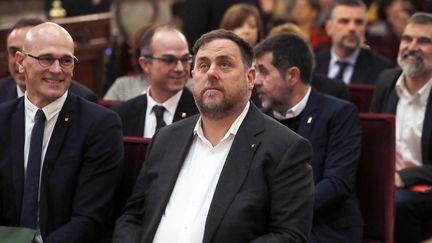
[251,138,314,243]
[44,105,124,242]
[314,102,361,211]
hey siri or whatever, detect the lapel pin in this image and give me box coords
[251,144,255,148]
[181,112,187,118]
[307,116,312,124]
[64,117,69,122]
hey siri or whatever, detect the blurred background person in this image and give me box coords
[104,24,154,101]
[219,3,264,47]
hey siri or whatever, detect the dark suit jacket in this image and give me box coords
[370,68,432,186]
[0,93,123,242]
[311,74,349,100]
[113,104,315,243]
[112,88,199,137]
[314,48,394,84]
[267,90,363,242]
[0,76,98,103]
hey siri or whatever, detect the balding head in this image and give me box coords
[16,22,76,108]
[23,22,74,54]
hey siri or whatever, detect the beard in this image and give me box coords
[398,49,432,78]
[339,33,361,53]
[193,79,249,119]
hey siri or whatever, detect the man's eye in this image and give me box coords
[162,56,177,64]
[60,57,74,64]
[198,63,209,71]
[39,56,54,63]
[220,61,231,68]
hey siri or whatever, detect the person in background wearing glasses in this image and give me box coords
[112,25,198,138]
[0,22,123,242]
[0,18,98,104]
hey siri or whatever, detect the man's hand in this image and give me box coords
[395,172,405,188]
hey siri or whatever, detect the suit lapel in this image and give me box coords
[143,118,197,241]
[41,93,75,179]
[11,99,25,212]
[351,49,368,84]
[203,105,263,243]
[173,88,197,122]
[134,95,147,136]
[385,71,402,114]
[315,51,330,75]
[422,87,432,165]
[297,90,320,140]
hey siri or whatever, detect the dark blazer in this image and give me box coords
[311,74,349,100]
[268,90,363,242]
[370,68,432,185]
[0,76,98,103]
[314,48,394,84]
[113,104,315,243]
[112,88,199,137]
[0,93,123,242]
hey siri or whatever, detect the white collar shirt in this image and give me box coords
[17,84,25,98]
[328,48,360,84]
[273,86,311,120]
[24,90,68,242]
[144,87,183,138]
[152,102,250,243]
[395,74,432,170]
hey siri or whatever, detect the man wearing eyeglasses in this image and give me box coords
[112,25,198,138]
[0,18,97,104]
[0,22,123,242]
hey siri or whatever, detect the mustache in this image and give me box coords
[201,80,225,94]
[401,50,423,61]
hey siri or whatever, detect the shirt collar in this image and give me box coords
[396,74,432,105]
[193,101,250,147]
[273,86,311,120]
[24,90,68,121]
[330,47,360,66]
[147,86,184,116]
[16,84,25,98]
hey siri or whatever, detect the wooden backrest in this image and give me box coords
[357,113,395,243]
[349,84,375,112]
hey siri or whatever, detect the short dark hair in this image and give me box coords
[254,33,314,84]
[408,12,432,25]
[7,18,45,38]
[192,29,253,68]
[327,0,366,20]
[139,24,179,56]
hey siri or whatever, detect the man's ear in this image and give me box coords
[138,56,151,74]
[246,67,256,90]
[284,67,301,86]
[15,51,25,73]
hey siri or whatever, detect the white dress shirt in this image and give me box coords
[24,90,68,242]
[328,48,360,84]
[273,87,311,120]
[152,102,250,243]
[395,75,432,170]
[143,87,183,138]
[17,84,25,98]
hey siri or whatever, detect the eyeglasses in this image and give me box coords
[21,51,78,68]
[6,47,21,58]
[144,54,192,66]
